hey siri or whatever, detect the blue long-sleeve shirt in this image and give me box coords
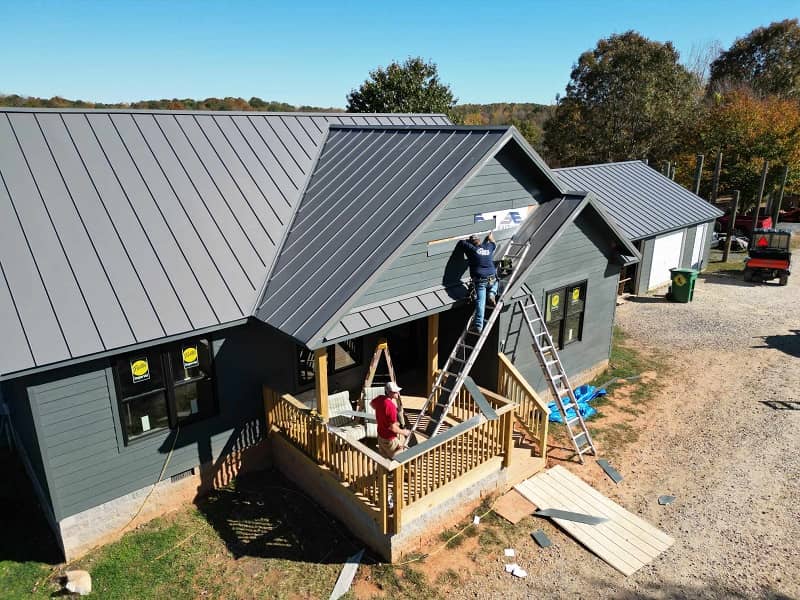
[458,239,497,278]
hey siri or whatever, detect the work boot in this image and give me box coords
[487,293,497,308]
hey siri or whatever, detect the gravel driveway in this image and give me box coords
[454,264,799,599]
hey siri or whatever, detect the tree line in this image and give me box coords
[4,18,797,211]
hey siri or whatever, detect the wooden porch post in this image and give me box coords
[502,411,514,469]
[393,464,404,534]
[427,313,439,393]
[314,348,329,420]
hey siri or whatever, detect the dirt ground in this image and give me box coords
[402,264,799,599]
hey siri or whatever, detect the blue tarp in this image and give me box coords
[547,384,606,423]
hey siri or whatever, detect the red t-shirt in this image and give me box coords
[371,394,398,439]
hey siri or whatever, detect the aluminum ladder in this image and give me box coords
[519,293,597,463]
[411,241,530,438]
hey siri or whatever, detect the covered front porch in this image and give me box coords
[262,314,550,561]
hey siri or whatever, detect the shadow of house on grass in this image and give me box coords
[0,450,62,564]
[194,468,364,564]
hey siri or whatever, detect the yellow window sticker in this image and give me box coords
[182,345,199,368]
[572,288,580,301]
[551,294,560,308]
[131,358,150,383]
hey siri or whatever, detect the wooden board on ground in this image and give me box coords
[492,489,536,524]
[515,465,674,576]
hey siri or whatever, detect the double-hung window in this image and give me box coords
[544,282,587,349]
[113,338,215,444]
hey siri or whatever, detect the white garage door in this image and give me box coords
[691,223,708,269]
[648,230,684,290]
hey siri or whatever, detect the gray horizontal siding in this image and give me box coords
[353,146,547,309]
[25,321,296,520]
[500,210,620,393]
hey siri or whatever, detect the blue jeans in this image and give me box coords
[473,276,499,332]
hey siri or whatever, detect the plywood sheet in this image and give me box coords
[515,465,674,576]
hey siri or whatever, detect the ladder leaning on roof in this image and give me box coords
[518,292,597,463]
[411,240,531,438]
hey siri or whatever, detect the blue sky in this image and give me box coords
[1,1,797,107]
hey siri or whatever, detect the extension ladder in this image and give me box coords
[411,241,531,438]
[519,293,597,463]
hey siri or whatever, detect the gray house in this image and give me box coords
[555,160,723,295]
[0,108,638,561]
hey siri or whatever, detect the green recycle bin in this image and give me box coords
[667,268,698,302]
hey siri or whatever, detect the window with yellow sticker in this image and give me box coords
[544,281,587,349]
[112,338,216,445]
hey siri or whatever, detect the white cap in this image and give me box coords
[385,381,402,394]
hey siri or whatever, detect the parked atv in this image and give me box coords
[743,229,792,286]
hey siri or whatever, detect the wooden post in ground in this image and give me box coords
[314,348,329,420]
[722,190,740,263]
[772,165,789,226]
[710,151,723,204]
[669,163,676,180]
[752,160,770,235]
[693,154,704,195]
[427,313,439,395]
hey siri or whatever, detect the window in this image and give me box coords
[113,338,216,444]
[296,341,363,388]
[544,282,587,349]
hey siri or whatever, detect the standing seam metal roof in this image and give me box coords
[555,160,723,241]
[256,126,508,346]
[0,109,449,376]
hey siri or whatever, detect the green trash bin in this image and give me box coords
[668,268,698,302]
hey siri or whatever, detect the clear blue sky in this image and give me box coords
[1,0,797,107]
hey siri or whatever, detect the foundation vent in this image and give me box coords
[170,468,195,483]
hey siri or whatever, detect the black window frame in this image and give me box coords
[295,340,364,390]
[112,337,217,446]
[544,281,587,349]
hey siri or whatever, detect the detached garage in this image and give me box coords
[555,160,723,294]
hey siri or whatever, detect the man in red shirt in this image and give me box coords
[371,381,411,459]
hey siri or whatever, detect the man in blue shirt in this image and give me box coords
[458,232,498,334]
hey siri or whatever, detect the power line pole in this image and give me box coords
[693,154,704,195]
[751,160,769,235]
[710,151,723,204]
[722,190,740,263]
[772,165,789,226]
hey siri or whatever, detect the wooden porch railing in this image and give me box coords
[264,383,515,536]
[497,352,550,459]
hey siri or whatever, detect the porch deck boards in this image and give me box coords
[515,466,674,576]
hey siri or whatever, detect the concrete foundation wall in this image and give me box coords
[269,433,508,562]
[57,439,270,561]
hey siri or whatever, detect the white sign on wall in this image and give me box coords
[474,207,529,230]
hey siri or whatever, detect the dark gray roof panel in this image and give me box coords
[555,161,723,241]
[0,108,448,376]
[257,126,506,344]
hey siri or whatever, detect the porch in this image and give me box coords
[263,347,549,562]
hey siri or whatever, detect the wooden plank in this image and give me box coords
[515,466,673,576]
[517,478,645,575]
[530,476,657,566]
[547,467,674,549]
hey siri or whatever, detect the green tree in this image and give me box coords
[346,57,457,117]
[709,19,800,99]
[543,31,701,166]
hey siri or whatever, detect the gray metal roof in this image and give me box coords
[0,109,448,377]
[256,125,508,348]
[321,191,639,344]
[555,160,723,241]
